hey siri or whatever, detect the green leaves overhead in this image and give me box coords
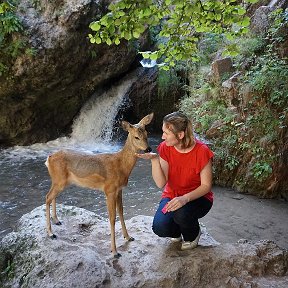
[89,0,258,69]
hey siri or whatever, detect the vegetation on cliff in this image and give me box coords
[0,0,34,77]
[179,8,288,198]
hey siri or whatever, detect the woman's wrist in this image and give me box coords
[150,154,159,161]
[183,194,190,204]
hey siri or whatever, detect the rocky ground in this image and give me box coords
[0,205,287,288]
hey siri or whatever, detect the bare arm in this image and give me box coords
[135,153,168,188]
[166,160,212,212]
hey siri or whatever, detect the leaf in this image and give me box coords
[241,16,250,27]
[133,31,140,38]
[161,65,170,71]
[115,38,120,45]
[115,18,122,26]
[141,52,151,59]
[90,22,101,31]
[236,7,246,16]
[95,37,102,44]
[215,14,221,21]
[150,52,158,60]
[143,8,151,17]
[225,33,235,41]
[124,32,132,40]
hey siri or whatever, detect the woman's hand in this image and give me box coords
[135,152,158,160]
[166,195,189,212]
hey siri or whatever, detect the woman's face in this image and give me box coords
[161,123,180,146]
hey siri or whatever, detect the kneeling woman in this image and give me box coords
[137,111,214,250]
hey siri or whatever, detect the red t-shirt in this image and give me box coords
[157,139,214,202]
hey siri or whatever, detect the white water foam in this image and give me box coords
[0,74,137,163]
[71,77,135,143]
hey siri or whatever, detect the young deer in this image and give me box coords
[45,113,154,258]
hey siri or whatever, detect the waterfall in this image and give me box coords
[71,75,136,144]
[0,71,139,161]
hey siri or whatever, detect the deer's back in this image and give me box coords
[47,150,130,180]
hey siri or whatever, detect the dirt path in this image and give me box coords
[203,186,288,250]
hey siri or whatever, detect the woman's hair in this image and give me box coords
[163,111,195,149]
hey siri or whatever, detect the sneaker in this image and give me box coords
[181,230,201,250]
[171,236,182,242]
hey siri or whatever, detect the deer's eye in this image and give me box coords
[135,136,140,140]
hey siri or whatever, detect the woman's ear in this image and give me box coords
[178,131,185,140]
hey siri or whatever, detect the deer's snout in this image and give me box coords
[144,147,152,153]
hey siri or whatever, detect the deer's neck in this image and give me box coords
[118,138,138,174]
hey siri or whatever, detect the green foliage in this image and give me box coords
[252,161,273,181]
[157,68,182,97]
[245,55,288,107]
[3,259,15,279]
[0,0,29,76]
[179,15,286,182]
[197,33,224,65]
[89,0,258,69]
[241,9,288,108]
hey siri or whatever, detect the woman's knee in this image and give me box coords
[173,208,197,226]
[152,219,170,237]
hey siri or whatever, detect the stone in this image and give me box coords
[250,6,273,35]
[211,57,233,83]
[1,205,287,288]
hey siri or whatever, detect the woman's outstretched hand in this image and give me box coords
[135,152,158,160]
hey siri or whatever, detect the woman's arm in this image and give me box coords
[151,156,168,188]
[135,153,168,188]
[184,159,212,202]
[166,160,212,212]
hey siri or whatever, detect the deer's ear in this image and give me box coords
[121,121,132,131]
[139,112,154,126]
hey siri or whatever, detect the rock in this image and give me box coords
[0,0,149,146]
[250,6,273,35]
[1,205,287,288]
[221,72,241,107]
[211,57,233,83]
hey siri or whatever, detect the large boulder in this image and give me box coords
[0,0,146,146]
[1,205,287,287]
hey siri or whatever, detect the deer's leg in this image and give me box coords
[52,198,61,225]
[116,190,134,242]
[46,185,62,239]
[106,192,120,258]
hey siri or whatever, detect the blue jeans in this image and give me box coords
[152,197,213,241]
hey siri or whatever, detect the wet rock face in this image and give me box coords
[0,0,141,146]
[1,205,287,288]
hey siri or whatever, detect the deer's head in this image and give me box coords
[122,113,154,153]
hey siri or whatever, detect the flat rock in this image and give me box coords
[0,205,287,287]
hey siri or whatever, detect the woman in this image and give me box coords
[137,111,214,250]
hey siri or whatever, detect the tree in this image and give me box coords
[88,0,259,70]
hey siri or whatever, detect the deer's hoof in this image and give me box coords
[113,252,121,259]
[55,221,62,226]
[50,234,57,239]
[128,237,135,242]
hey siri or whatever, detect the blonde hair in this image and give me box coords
[163,111,195,149]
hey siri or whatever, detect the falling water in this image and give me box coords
[71,76,137,144]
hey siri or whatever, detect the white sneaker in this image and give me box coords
[181,231,201,250]
[171,236,182,242]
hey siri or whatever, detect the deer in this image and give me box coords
[45,113,154,258]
